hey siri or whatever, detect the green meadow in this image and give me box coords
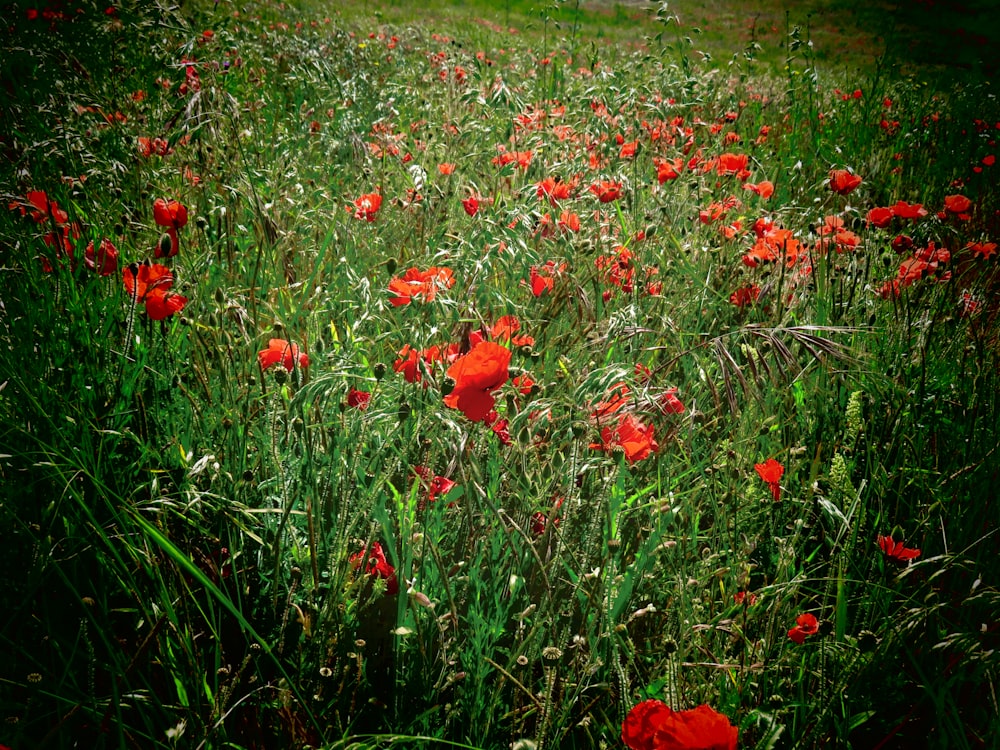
[1,0,998,748]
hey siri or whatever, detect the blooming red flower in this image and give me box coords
[443,341,511,422]
[654,157,684,183]
[713,152,749,177]
[754,458,784,501]
[153,198,188,231]
[890,201,927,220]
[729,284,761,308]
[743,180,774,199]
[388,266,455,306]
[878,534,921,563]
[258,339,310,372]
[966,241,997,260]
[828,169,862,195]
[622,700,738,750]
[591,413,658,464]
[659,387,686,415]
[438,162,456,175]
[349,541,398,595]
[393,344,442,384]
[589,180,622,203]
[9,190,69,225]
[943,194,972,215]
[123,263,188,320]
[788,612,819,644]
[84,238,118,276]
[346,387,371,410]
[351,192,383,221]
[462,195,480,216]
[536,175,573,204]
[866,207,894,228]
[138,136,172,157]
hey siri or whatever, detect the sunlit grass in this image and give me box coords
[0,0,998,748]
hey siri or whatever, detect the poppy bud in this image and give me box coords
[215,288,225,304]
[385,257,397,275]
[441,377,455,396]
[398,401,411,421]
[157,232,173,257]
[373,362,387,380]
[274,368,287,384]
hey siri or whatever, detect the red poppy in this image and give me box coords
[866,206,894,228]
[659,387,685,415]
[754,458,784,501]
[619,139,639,159]
[531,497,563,536]
[943,194,972,215]
[743,180,774,199]
[138,136,172,157]
[388,266,455,306]
[413,465,458,505]
[346,387,371,410]
[153,198,188,230]
[878,534,921,563]
[84,238,119,276]
[713,152,749,177]
[155,229,180,258]
[589,180,622,203]
[729,284,761,308]
[123,263,188,320]
[622,700,738,750]
[788,612,819,644]
[655,157,684,183]
[438,162,456,175]
[144,289,189,320]
[536,176,573,204]
[258,339,310,372]
[351,192,383,221]
[890,201,927,220]
[591,413,658,464]
[9,190,69,225]
[828,169,862,195]
[462,195,480,216]
[349,542,398,595]
[966,241,997,260]
[443,341,511,422]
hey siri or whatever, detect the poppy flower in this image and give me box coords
[536,176,573,204]
[84,238,119,276]
[589,180,622,203]
[654,157,684,183]
[351,192,383,221]
[153,198,188,231]
[461,195,480,216]
[123,263,188,320]
[438,162,456,175]
[10,190,69,225]
[788,612,819,644]
[413,465,459,505]
[754,458,784,501]
[943,194,972,215]
[621,700,738,750]
[258,339,310,372]
[155,229,180,259]
[878,534,921,563]
[349,542,398,595]
[729,284,761,308]
[443,341,511,422]
[866,206,894,228]
[346,387,371,410]
[890,201,927,220]
[743,180,774,199]
[828,169,862,195]
[659,387,685,415]
[966,241,997,260]
[387,266,455,306]
[531,497,563,536]
[591,413,658,464]
[712,152,749,177]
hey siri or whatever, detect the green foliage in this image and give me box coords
[1,0,998,748]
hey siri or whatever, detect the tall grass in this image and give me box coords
[1,0,998,748]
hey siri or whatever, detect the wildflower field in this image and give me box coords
[2,0,999,748]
